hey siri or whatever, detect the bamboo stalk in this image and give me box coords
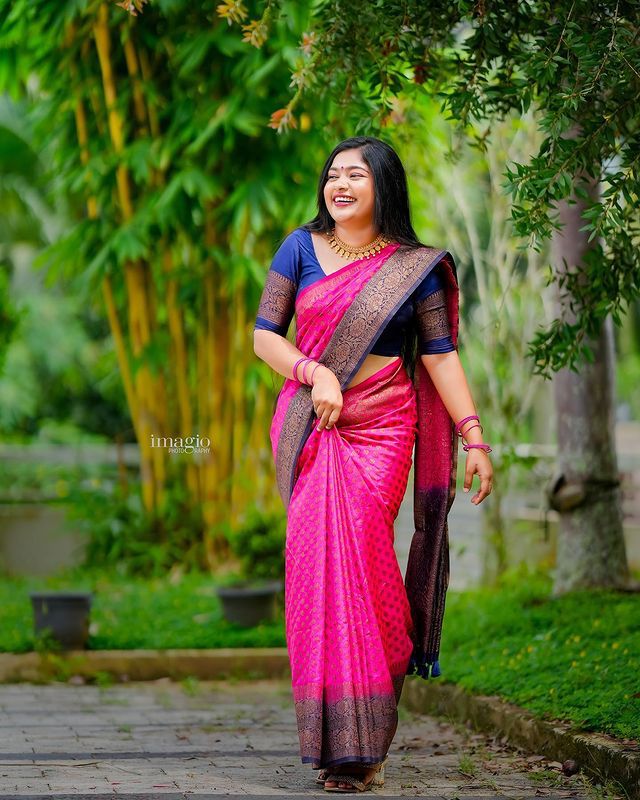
[93,1,156,512]
[164,244,199,502]
[218,295,233,518]
[196,320,209,485]
[68,38,140,439]
[122,33,148,133]
[202,252,234,569]
[137,46,160,138]
[142,260,168,508]
[229,280,248,528]
[200,273,218,568]
[80,38,108,141]
[121,29,172,506]
[165,250,192,434]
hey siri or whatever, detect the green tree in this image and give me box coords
[404,103,552,585]
[217,0,639,374]
[0,0,327,569]
[216,0,637,592]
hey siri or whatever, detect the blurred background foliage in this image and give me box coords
[0,0,637,581]
[0,1,637,740]
[0,0,327,574]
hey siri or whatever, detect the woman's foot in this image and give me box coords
[316,768,330,784]
[323,762,380,791]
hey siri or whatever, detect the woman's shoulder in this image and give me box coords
[290,225,313,244]
[273,226,312,256]
[410,243,456,269]
[290,226,321,258]
[389,240,450,257]
[269,228,304,283]
[275,226,302,247]
[283,225,311,239]
[400,245,458,301]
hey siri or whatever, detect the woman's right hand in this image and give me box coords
[311,366,343,431]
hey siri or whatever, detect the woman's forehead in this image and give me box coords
[328,158,369,171]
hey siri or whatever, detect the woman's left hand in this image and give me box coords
[463,450,493,505]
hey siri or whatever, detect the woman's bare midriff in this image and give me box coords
[345,354,399,390]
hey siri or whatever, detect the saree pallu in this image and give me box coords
[269,241,459,769]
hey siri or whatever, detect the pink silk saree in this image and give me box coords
[269,241,459,769]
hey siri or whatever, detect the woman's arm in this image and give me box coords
[253,330,343,430]
[254,329,318,382]
[421,351,494,505]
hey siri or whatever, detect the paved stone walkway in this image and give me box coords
[0,678,601,798]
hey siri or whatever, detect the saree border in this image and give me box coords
[406,252,460,678]
[275,245,449,507]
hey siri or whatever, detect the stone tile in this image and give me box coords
[0,680,600,797]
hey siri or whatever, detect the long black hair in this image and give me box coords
[300,136,427,379]
[300,136,428,248]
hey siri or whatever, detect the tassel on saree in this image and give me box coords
[407,650,442,679]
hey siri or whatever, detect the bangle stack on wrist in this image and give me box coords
[454,415,492,453]
[292,356,322,386]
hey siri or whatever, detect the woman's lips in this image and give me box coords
[333,197,356,205]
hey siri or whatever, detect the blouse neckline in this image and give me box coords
[301,227,395,280]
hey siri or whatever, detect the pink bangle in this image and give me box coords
[292,357,306,382]
[302,359,314,384]
[309,363,322,384]
[463,443,492,453]
[455,415,480,437]
[461,422,484,443]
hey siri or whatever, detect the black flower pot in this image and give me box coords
[216,580,283,627]
[29,591,93,650]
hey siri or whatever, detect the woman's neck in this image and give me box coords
[332,222,380,246]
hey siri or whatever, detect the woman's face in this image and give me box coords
[323,148,375,228]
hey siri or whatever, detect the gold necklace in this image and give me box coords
[327,228,391,260]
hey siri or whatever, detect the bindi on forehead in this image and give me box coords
[328,164,369,173]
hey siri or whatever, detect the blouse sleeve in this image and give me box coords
[254,232,300,337]
[413,263,456,355]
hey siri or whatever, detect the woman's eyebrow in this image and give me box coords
[327,165,369,172]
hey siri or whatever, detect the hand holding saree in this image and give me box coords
[263,239,460,769]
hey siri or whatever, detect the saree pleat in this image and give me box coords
[285,357,417,768]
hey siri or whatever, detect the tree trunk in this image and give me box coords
[550,159,629,595]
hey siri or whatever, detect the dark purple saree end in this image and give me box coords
[406,648,442,679]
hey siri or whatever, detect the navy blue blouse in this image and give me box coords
[254,227,455,356]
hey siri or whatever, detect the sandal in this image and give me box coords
[316,768,330,784]
[323,756,387,793]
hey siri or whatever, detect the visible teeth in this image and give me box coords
[335,197,355,203]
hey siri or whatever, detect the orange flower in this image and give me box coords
[301,31,317,56]
[216,0,249,25]
[115,0,148,15]
[268,107,298,133]
[241,19,268,48]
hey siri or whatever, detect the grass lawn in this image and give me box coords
[1,564,638,740]
[441,567,640,742]
[0,568,286,652]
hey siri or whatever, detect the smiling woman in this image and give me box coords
[253,135,493,792]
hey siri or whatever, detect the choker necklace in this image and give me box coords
[327,228,391,260]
